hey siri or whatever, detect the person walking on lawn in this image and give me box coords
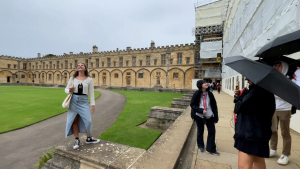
[234,79,275,169]
[65,62,100,150]
[190,80,220,156]
[270,61,300,165]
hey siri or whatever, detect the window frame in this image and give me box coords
[119,57,123,67]
[107,58,111,67]
[146,56,150,66]
[138,73,143,78]
[173,73,179,79]
[161,55,166,65]
[132,57,136,66]
[177,53,182,64]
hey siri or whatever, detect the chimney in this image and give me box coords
[93,45,98,52]
[37,53,41,58]
[127,46,131,51]
[151,40,155,48]
[70,52,73,55]
[116,48,119,52]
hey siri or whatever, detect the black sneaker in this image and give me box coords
[199,147,205,152]
[206,150,220,156]
[86,137,100,144]
[73,139,80,150]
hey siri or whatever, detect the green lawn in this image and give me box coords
[99,90,184,149]
[0,85,100,133]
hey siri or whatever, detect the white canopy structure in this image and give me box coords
[204,69,221,78]
[195,0,228,27]
[200,41,222,58]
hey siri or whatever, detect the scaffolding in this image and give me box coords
[194,0,230,80]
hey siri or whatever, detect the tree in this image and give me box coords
[43,54,56,58]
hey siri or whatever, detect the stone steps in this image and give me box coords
[42,139,145,169]
[145,106,184,130]
[182,94,193,100]
[171,98,191,109]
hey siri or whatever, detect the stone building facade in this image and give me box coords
[0,41,221,89]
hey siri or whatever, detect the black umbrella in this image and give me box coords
[257,55,300,78]
[225,56,300,109]
[255,29,300,58]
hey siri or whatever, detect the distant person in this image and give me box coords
[190,80,220,156]
[65,62,100,150]
[270,61,300,165]
[210,83,214,92]
[217,83,221,94]
[234,79,275,169]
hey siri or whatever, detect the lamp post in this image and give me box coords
[166,52,171,88]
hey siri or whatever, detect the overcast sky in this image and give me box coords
[0,0,197,58]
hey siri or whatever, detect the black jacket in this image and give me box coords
[234,85,275,143]
[190,80,219,123]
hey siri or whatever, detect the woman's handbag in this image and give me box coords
[62,78,74,109]
[62,93,72,108]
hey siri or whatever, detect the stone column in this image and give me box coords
[88,57,91,71]
[17,61,20,83]
[39,61,42,83]
[166,52,171,88]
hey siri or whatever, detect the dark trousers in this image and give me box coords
[195,115,217,153]
[217,88,220,94]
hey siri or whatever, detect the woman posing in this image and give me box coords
[234,79,275,169]
[65,62,100,149]
[190,80,220,155]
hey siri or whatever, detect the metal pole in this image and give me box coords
[166,52,171,88]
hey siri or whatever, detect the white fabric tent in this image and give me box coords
[200,41,222,58]
[204,69,221,77]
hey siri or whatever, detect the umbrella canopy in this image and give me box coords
[255,30,300,58]
[225,56,300,109]
[257,55,300,78]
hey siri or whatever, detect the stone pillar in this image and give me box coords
[88,57,91,71]
[166,52,171,88]
[17,61,20,83]
[39,61,42,83]
[93,45,98,52]
[150,40,155,48]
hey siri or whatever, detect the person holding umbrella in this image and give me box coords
[269,61,300,165]
[225,55,300,168]
[234,79,275,169]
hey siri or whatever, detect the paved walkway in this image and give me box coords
[192,91,300,169]
[0,89,126,169]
